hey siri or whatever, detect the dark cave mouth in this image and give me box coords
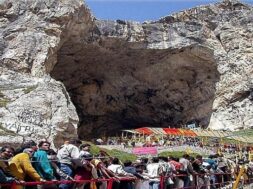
[51,40,219,139]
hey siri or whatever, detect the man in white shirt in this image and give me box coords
[79,143,91,157]
[146,157,162,189]
[108,158,134,177]
[108,157,135,189]
[179,154,191,188]
[57,138,82,189]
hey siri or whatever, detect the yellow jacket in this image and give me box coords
[9,152,41,181]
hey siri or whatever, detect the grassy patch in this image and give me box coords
[0,91,4,98]
[86,142,137,162]
[0,123,16,136]
[159,151,200,158]
[89,142,102,155]
[22,85,37,94]
[102,149,137,162]
[86,141,204,162]
[221,129,253,144]
[0,91,11,107]
[0,98,10,107]
[221,137,243,144]
[231,129,253,137]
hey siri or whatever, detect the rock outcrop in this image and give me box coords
[0,0,252,143]
[0,0,92,146]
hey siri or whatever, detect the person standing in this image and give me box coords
[33,141,55,180]
[0,146,18,188]
[79,144,91,157]
[108,158,135,189]
[57,138,82,189]
[9,148,44,189]
[0,146,15,177]
[146,157,162,189]
[33,141,56,189]
[179,154,191,188]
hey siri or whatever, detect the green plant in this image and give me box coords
[0,90,11,107]
[159,151,200,158]
[0,98,10,107]
[0,91,4,98]
[87,141,205,162]
[85,141,137,162]
[0,123,16,136]
[22,85,37,94]
[231,129,253,137]
[102,148,137,162]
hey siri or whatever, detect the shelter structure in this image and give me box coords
[122,127,253,143]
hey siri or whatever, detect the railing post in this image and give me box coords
[232,166,245,189]
[195,174,199,189]
[11,182,17,189]
[160,176,164,189]
[107,178,113,189]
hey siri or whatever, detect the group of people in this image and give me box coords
[0,138,252,189]
[105,136,253,161]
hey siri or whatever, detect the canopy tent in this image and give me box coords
[135,127,153,135]
[163,128,182,135]
[122,127,253,144]
[193,130,231,138]
[148,127,167,135]
[228,135,253,143]
[179,129,197,137]
[123,127,234,138]
[125,127,197,136]
[122,129,139,134]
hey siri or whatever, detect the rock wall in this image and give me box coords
[0,0,93,146]
[0,0,253,142]
[53,0,252,138]
[52,44,219,138]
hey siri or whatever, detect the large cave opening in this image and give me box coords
[51,38,219,139]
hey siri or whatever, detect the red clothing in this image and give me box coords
[74,167,92,180]
[169,160,182,170]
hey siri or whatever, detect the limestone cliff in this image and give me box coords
[0,0,252,143]
[0,0,92,146]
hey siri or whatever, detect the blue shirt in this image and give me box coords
[33,149,55,180]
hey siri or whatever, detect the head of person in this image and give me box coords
[152,157,159,163]
[111,157,120,165]
[47,149,58,160]
[23,140,38,151]
[182,154,190,159]
[23,148,35,157]
[14,140,37,155]
[38,141,51,151]
[80,143,91,152]
[141,157,149,164]
[196,155,203,161]
[189,156,195,163]
[0,146,14,159]
[69,138,82,147]
[158,156,168,162]
[124,160,132,167]
[99,150,109,157]
[64,140,69,145]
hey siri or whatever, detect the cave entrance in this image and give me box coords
[51,38,219,139]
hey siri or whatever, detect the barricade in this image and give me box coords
[0,177,136,189]
[159,172,235,189]
[0,171,251,189]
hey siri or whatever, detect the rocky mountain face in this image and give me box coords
[0,0,252,144]
[0,0,92,146]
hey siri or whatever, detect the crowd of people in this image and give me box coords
[0,138,253,189]
[105,135,253,156]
